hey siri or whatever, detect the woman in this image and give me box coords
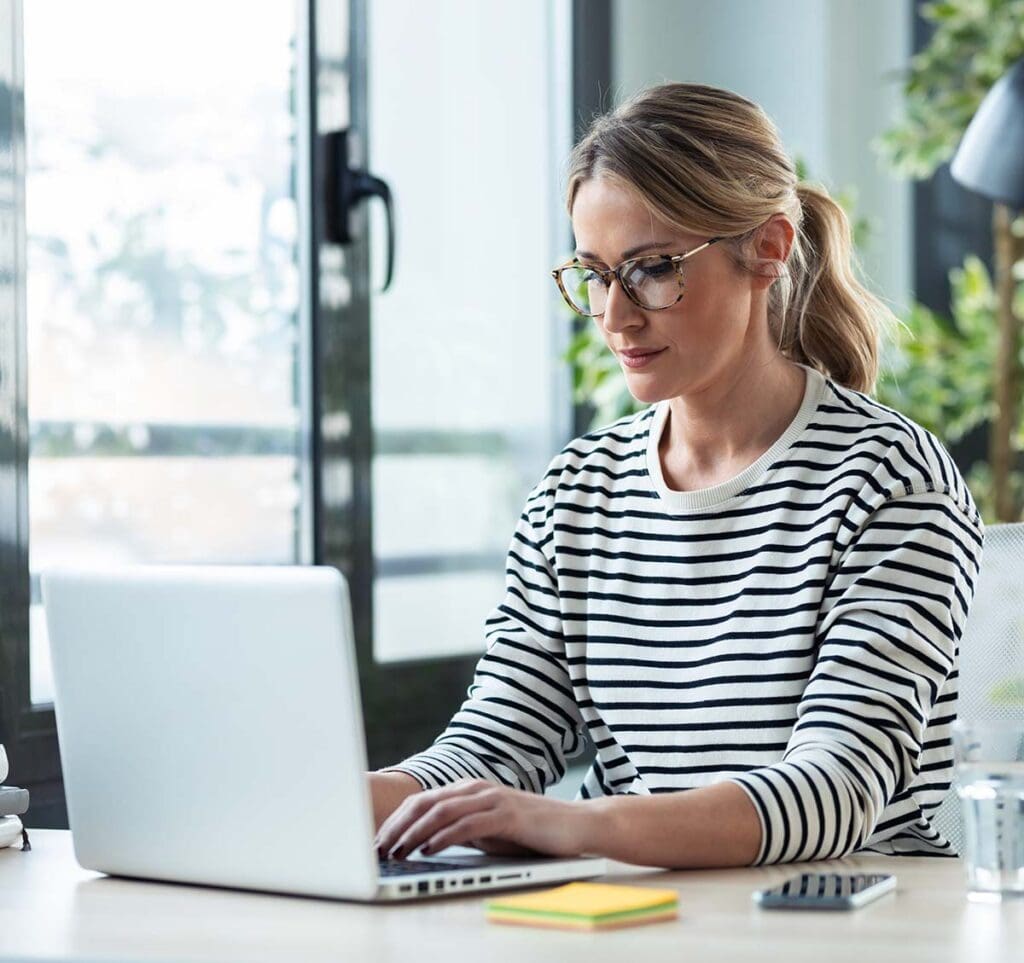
[369,82,984,868]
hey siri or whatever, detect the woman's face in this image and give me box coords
[570,175,760,405]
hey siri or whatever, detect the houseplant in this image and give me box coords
[875,0,1024,522]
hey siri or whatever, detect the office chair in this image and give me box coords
[928,521,1024,854]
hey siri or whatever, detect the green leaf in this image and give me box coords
[924,1,961,19]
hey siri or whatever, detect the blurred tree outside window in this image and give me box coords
[24,2,307,704]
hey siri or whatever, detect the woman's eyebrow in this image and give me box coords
[574,240,675,262]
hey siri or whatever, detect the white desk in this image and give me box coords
[1,831,1022,962]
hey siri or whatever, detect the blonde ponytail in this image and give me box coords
[773,182,889,393]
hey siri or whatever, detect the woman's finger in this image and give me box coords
[384,784,502,857]
[375,779,489,851]
[375,779,491,853]
[388,790,502,858]
[419,809,509,856]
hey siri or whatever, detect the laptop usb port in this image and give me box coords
[399,884,412,893]
[417,881,429,894]
[480,875,492,884]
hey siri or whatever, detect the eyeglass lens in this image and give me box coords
[559,257,681,315]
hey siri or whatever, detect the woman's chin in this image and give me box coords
[624,375,670,406]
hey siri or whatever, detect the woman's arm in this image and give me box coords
[373,776,761,868]
[369,771,423,830]
[586,780,762,867]
[725,490,984,863]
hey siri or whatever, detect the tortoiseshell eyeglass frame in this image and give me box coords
[551,237,723,317]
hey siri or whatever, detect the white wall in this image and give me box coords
[611,0,912,315]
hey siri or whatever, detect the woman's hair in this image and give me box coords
[565,82,897,394]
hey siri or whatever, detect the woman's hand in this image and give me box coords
[373,778,601,860]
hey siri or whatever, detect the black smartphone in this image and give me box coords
[753,872,896,910]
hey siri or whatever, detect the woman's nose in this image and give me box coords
[600,278,645,333]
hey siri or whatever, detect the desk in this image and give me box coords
[0,831,1022,962]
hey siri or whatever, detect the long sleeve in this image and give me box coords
[383,484,587,793]
[729,489,984,864]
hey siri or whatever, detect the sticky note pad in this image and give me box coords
[486,881,679,931]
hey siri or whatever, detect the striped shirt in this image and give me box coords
[387,363,985,864]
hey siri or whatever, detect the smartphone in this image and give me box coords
[753,872,896,910]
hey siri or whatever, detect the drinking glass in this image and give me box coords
[953,719,1024,900]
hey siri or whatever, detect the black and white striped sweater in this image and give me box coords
[388,363,985,864]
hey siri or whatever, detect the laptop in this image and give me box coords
[41,565,607,901]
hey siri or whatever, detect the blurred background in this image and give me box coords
[0,0,1020,825]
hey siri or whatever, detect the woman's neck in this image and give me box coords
[658,355,807,488]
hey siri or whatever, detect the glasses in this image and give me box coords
[551,238,722,317]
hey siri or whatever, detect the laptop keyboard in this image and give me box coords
[378,856,468,877]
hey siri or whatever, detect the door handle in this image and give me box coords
[323,129,395,292]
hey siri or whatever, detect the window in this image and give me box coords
[2,0,576,822]
[23,0,311,704]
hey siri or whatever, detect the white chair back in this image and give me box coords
[929,521,1024,853]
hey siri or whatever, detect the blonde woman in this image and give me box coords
[370,83,985,868]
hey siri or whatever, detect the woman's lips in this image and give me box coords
[619,348,666,369]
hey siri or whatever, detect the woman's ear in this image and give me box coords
[749,214,795,290]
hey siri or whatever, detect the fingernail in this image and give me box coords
[420,845,432,855]
[392,847,404,860]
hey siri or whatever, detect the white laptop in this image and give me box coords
[41,565,606,901]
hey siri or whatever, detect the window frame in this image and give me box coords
[315,0,495,770]
[0,0,67,826]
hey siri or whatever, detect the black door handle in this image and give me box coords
[323,129,395,292]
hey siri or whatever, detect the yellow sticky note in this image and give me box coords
[486,881,679,930]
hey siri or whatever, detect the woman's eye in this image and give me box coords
[637,261,674,279]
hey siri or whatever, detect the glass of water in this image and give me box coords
[953,719,1024,900]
